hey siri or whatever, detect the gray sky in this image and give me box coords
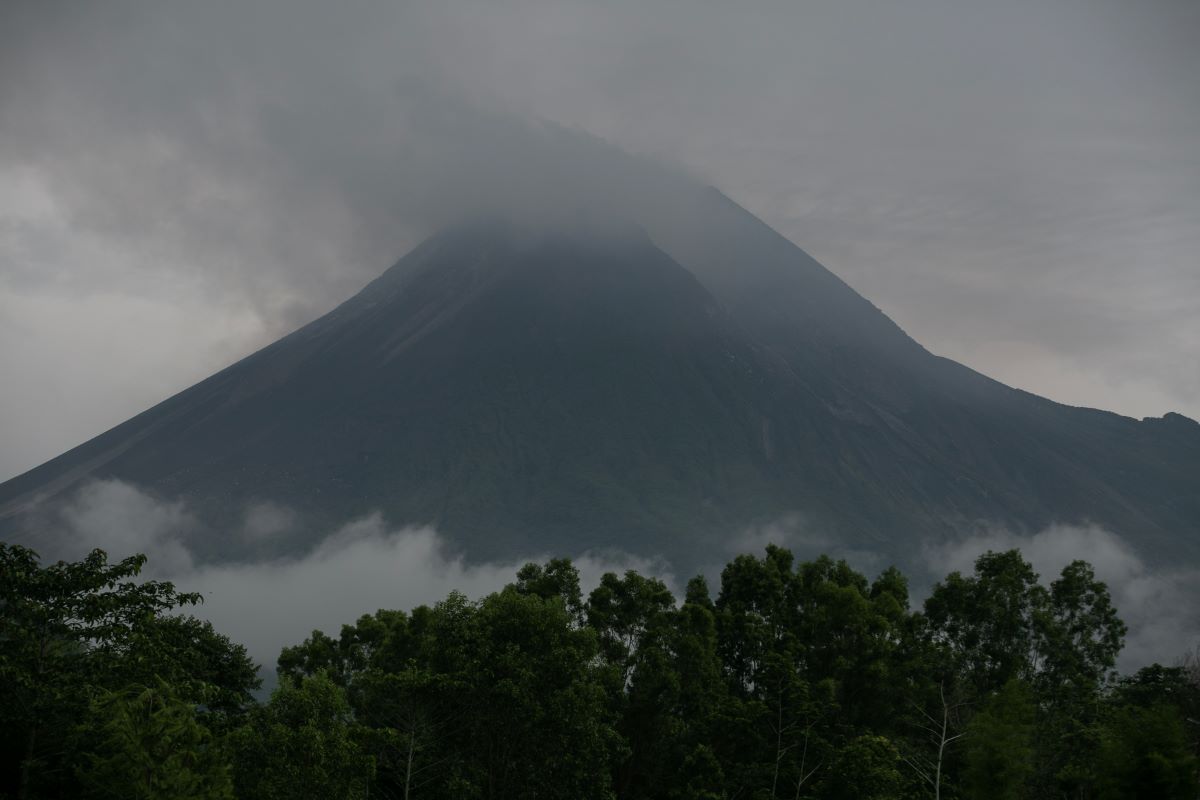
[1,0,1198,482]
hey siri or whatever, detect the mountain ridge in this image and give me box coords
[3,192,1197,573]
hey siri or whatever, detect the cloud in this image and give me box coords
[239,501,298,542]
[925,523,1200,672]
[52,479,678,670]
[58,479,199,574]
[42,480,1200,673]
[729,511,890,578]
[0,288,270,483]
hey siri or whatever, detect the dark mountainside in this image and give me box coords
[2,190,1197,571]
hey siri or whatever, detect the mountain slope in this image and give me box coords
[646,189,1200,562]
[2,198,1197,571]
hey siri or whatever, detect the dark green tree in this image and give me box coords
[1036,560,1126,693]
[585,569,679,797]
[588,569,677,685]
[0,544,218,799]
[77,678,234,800]
[962,679,1035,800]
[230,671,374,800]
[713,548,905,798]
[819,734,906,800]
[117,615,260,729]
[670,579,728,783]
[923,550,1046,695]
[273,571,618,800]
[1096,704,1199,800]
[276,606,464,797]
[1030,560,1126,797]
[668,745,725,800]
[455,586,618,799]
[514,557,585,621]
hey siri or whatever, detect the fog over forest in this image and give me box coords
[43,478,1199,672]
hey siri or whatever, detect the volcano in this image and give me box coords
[2,189,1197,571]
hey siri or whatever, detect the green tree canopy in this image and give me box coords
[0,543,256,799]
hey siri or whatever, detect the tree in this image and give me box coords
[923,550,1045,695]
[714,547,819,796]
[514,558,585,622]
[0,544,211,800]
[1035,560,1126,693]
[274,569,619,799]
[819,734,906,800]
[902,679,970,800]
[1115,663,1200,755]
[669,581,728,793]
[352,668,464,800]
[77,679,234,800]
[118,615,260,727]
[1096,704,1199,800]
[792,555,902,728]
[587,569,676,686]
[1030,560,1126,796]
[230,671,374,800]
[715,546,797,695]
[278,607,419,686]
[455,586,618,799]
[669,745,725,800]
[962,679,1035,800]
[276,606,467,797]
[585,569,680,796]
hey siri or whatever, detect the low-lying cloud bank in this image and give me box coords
[43,480,1200,674]
[925,523,1200,673]
[50,480,677,670]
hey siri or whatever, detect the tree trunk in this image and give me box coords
[17,724,38,800]
[404,731,415,800]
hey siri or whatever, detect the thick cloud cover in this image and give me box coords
[2,0,1198,480]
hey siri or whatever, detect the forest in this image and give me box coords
[2,541,1198,799]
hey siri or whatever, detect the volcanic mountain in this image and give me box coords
[2,189,1198,571]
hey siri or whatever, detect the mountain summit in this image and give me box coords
[3,192,1197,571]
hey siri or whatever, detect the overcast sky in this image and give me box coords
[1,0,1197,482]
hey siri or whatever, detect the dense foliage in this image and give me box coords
[3,541,1198,799]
